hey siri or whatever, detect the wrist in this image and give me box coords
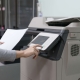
[16,50,24,59]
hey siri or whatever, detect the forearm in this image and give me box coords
[0,44,40,62]
[0,48,27,62]
[0,49,26,62]
[0,49,16,62]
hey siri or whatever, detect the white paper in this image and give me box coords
[0,28,28,50]
[45,17,80,23]
[46,18,54,22]
[45,17,71,22]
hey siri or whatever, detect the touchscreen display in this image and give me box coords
[31,36,49,45]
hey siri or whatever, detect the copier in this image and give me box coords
[20,17,80,80]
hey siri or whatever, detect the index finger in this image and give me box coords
[33,44,42,48]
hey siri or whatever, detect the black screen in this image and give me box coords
[32,36,49,45]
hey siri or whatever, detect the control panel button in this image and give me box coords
[70,33,77,38]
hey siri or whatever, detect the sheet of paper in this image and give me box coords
[0,28,28,50]
[45,17,80,23]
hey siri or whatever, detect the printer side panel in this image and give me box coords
[61,36,80,80]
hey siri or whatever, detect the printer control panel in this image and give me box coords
[28,32,59,51]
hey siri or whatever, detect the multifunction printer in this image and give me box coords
[21,17,80,80]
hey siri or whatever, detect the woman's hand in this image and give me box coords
[23,44,41,59]
[0,42,4,45]
[16,44,42,59]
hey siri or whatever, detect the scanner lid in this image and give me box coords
[28,17,66,31]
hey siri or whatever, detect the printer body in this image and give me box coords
[21,17,80,80]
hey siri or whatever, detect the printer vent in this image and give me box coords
[71,44,79,56]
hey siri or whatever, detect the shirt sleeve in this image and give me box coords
[0,48,16,62]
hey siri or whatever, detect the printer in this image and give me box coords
[20,17,80,80]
